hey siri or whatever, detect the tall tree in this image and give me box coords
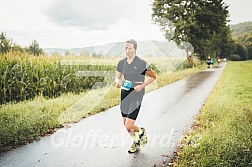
[28,40,43,56]
[152,0,232,60]
[0,32,12,54]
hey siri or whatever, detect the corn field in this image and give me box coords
[0,52,116,104]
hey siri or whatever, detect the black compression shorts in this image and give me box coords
[120,88,144,120]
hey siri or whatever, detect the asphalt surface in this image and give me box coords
[0,63,226,167]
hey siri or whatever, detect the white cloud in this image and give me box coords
[0,0,165,48]
[44,0,131,29]
[224,0,252,24]
[1,0,252,48]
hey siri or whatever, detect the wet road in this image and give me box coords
[0,63,226,167]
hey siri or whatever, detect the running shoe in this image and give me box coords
[139,127,148,147]
[128,140,140,153]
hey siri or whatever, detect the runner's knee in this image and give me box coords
[125,123,134,132]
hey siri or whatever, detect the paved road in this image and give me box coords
[0,63,226,167]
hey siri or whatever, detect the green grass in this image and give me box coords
[173,61,252,167]
[0,57,203,151]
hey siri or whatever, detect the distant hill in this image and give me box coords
[43,40,187,57]
[231,21,252,40]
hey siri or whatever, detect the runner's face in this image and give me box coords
[125,43,136,59]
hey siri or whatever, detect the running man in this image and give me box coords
[115,39,157,153]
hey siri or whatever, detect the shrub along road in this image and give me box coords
[0,63,226,167]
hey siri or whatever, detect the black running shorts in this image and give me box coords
[120,88,144,120]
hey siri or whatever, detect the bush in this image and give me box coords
[247,45,252,60]
[230,54,241,61]
[234,43,248,61]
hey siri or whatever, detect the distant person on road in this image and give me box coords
[115,39,157,153]
[207,55,211,68]
[217,56,221,65]
[211,58,214,65]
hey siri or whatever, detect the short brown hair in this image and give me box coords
[125,39,137,50]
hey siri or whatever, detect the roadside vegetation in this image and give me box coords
[0,52,115,105]
[172,61,252,166]
[231,21,252,60]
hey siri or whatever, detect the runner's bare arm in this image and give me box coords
[134,70,156,92]
[146,70,156,79]
[115,71,122,88]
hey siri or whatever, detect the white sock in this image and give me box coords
[139,128,143,135]
[133,132,140,142]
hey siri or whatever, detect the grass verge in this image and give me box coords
[172,61,252,166]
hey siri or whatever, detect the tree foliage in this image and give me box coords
[231,21,252,38]
[27,40,44,56]
[0,32,12,54]
[247,45,252,60]
[0,32,44,56]
[231,22,252,60]
[233,43,248,61]
[152,0,233,60]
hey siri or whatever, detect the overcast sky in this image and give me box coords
[0,0,251,49]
